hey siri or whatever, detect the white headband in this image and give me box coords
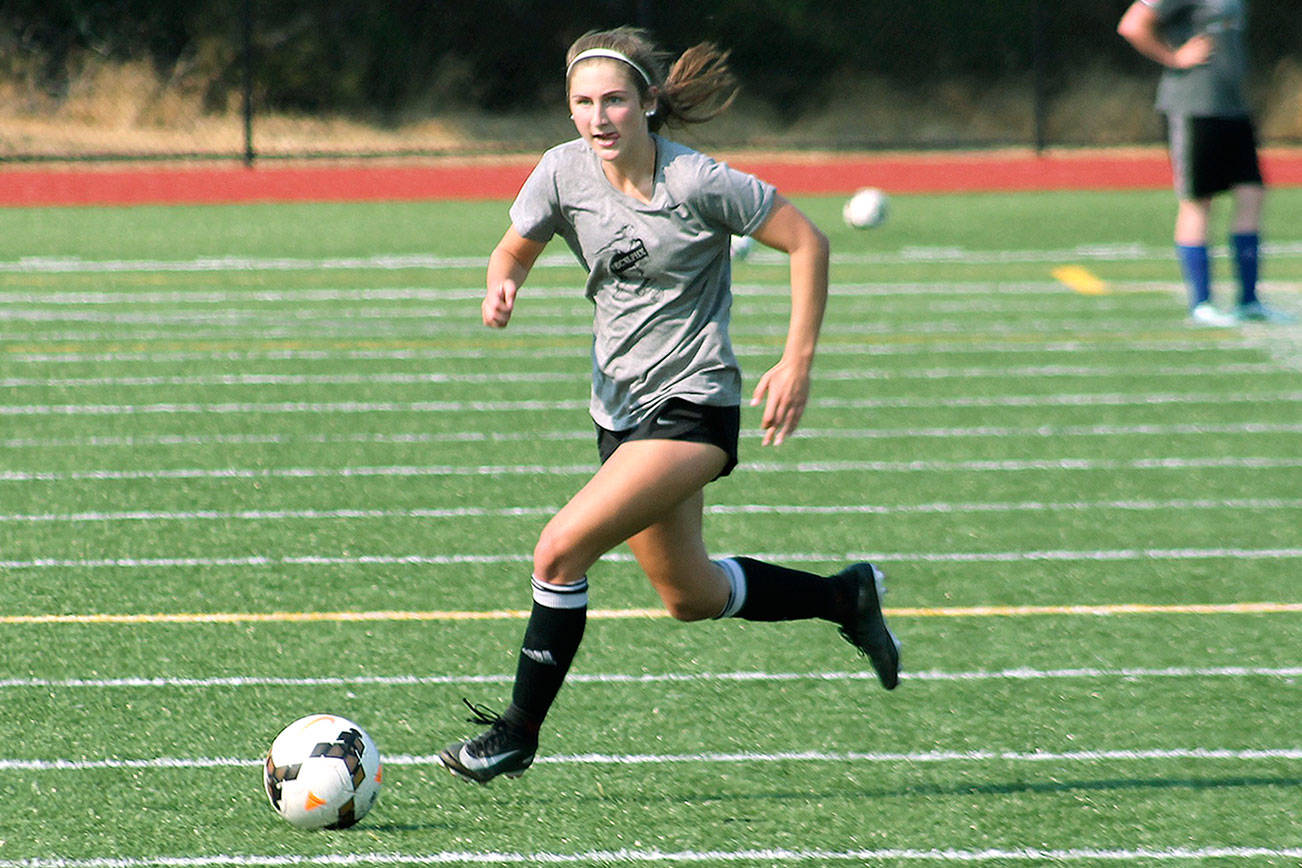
[566,48,654,88]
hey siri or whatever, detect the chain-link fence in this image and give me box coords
[2,0,1299,163]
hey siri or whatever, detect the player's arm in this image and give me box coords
[1117,1,1213,69]
[748,194,830,446]
[483,226,546,328]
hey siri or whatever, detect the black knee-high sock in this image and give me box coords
[716,556,856,623]
[504,575,588,732]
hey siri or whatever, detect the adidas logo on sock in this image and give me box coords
[522,647,558,665]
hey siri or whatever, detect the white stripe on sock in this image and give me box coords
[713,558,747,619]
[531,575,589,610]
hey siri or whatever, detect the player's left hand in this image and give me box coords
[751,358,811,446]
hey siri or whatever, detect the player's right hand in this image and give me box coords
[482,279,518,328]
[1173,33,1213,68]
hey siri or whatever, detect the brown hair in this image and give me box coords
[565,27,737,132]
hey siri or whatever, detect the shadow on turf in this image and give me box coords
[897,774,1302,799]
[646,774,1302,804]
[362,821,458,833]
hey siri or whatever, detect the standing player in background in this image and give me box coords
[438,27,901,785]
[1118,0,1294,325]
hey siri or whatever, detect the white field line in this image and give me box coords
[4,747,1301,775]
[5,847,1302,867]
[3,456,1300,484]
[4,846,1302,866]
[0,361,1284,391]
[4,548,1302,572]
[4,337,1269,364]
[3,240,1301,272]
[0,316,1232,343]
[4,665,1299,690]
[0,279,1160,306]
[10,276,1284,308]
[0,278,1208,305]
[4,602,1300,626]
[4,497,1299,525]
[0,292,1181,322]
[4,389,1301,417]
[1,371,588,389]
[0,299,1195,332]
[6,421,1300,451]
[0,371,577,389]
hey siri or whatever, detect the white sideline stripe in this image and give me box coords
[0,292,1181,321]
[3,547,1301,571]
[3,240,1300,271]
[5,421,1300,451]
[8,278,1275,307]
[0,279,1161,306]
[0,399,586,417]
[3,456,1299,483]
[5,665,1299,690]
[0,506,551,523]
[4,390,1300,417]
[0,308,471,325]
[4,497,1299,524]
[0,361,1281,390]
[0,281,1154,309]
[0,278,1219,306]
[4,746,1301,774]
[1,371,581,388]
[3,847,1302,867]
[5,337,1266,364]
[0,371,584,389]
[0,315,1247,343]
[5,848,1302,867]
[4,602,1299,625]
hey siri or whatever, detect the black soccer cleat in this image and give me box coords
[836,562,901,690]
[438,700,538,784]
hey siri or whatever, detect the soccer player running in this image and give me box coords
[1118,0,1294,325]
[438,27,900,784]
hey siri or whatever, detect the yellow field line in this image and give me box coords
[1052,265,1109,295]
[3,602,1299,626]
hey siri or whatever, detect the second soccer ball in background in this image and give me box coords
[842,187,889,229]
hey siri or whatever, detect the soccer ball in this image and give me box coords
[264,714,382,830]
[842,187,889,229]
[730,234,754,260]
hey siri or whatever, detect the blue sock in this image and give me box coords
[1230,232,1260,305]
[1176,244,1211,309]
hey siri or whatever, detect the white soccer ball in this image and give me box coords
[264,714,382,830]
[730,234,754,260]
[842,187,889,229]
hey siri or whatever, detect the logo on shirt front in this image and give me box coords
[610,239,649,275]
[598,224,655,298]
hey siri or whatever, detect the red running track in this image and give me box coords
[2,148,1300,207]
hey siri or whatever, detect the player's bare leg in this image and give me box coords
[440,440,723,783]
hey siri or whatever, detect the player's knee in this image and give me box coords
[650,569,727,622]
[532,521,593,585]
[660,592,717,622]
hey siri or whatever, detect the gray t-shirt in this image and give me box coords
[510,135,776,430]
[1145,0,1251,116]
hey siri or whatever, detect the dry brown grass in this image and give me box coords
[0,57,1296,161]
[1261,58,1302,140]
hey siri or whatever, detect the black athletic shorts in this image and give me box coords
[1167,115,1263,199]
[596,398,740,479]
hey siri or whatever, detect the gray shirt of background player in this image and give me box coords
[510,134,777,430]
[1145,0,1251,116]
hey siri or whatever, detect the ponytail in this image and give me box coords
[565,28,739,132]
[655,43,737,131]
